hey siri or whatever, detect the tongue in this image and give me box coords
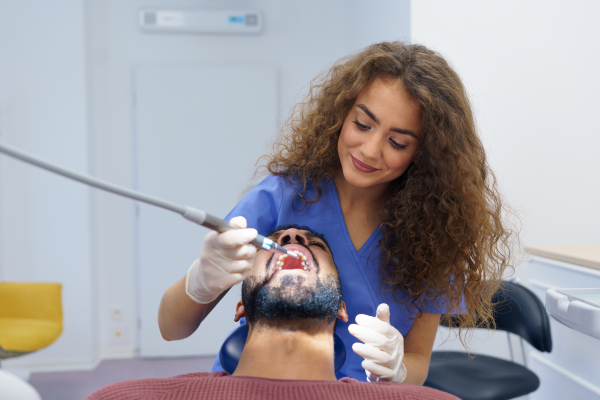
[281,257,304,270]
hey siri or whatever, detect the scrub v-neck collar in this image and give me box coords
[327,179,383,257]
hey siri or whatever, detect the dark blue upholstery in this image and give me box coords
[219,323,346,375]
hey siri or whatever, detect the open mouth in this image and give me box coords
[273,247,311,273]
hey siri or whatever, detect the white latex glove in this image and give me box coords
[185,216,258,304]
[349,303,407,383]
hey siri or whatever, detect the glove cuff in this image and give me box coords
[368,363,407,383]
[396,362,407,383]
[185,261,219,304]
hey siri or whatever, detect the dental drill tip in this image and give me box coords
[268,242,299,258]
[288,251,300,259]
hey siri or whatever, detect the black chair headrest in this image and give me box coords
[493,281,552,352]
[440,281,552,353]
[219,323,347,375]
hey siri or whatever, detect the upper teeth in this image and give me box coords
[288,250,307,261]
[275,250,309,271]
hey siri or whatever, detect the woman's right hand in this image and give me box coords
[185,216,258,304]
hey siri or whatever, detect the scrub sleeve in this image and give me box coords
[209,174,450,381]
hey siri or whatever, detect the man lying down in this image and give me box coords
[86,226,458,400]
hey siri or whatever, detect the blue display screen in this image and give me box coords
[228,15,244,24]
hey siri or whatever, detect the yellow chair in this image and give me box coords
[0,282,62,361]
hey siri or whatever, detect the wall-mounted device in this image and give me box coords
[139,9,262,34]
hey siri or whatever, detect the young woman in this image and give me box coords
[158,42,518,384]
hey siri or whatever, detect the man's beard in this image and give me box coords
[242,273,342,328]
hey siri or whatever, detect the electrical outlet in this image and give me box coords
[108,321,129,346]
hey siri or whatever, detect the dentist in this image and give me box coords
[158,42,519,383]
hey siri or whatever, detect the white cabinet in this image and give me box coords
[526,245,600,399]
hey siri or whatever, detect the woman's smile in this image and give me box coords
[350,155,380,173]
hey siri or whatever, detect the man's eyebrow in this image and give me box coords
[356,104,418,139]
[304,232,330,251]
[268,231,284,240]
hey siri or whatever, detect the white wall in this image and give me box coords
[0,1,96,370]
[87,0,410,361]
[412,0,600,368]
[412,1,600,248]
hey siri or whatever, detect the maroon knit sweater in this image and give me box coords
[85,371,458,400]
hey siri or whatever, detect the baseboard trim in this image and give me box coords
[98,346,137,360]
[2,356,100,373]
[2,346,138,373]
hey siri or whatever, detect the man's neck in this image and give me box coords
[232,322,338,381]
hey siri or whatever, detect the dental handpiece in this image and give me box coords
[0,141,297,259]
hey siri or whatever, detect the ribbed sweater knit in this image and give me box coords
[85,371,459,400]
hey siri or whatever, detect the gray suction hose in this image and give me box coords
[0,141,290,256]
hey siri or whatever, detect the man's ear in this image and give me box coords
[337,300,348,323]
[234,300,246,322]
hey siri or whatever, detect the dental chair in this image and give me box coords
[219,323,347,375]
[424,281,552,400]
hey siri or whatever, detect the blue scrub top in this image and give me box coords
[210,174,449,381]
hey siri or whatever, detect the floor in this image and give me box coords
[28,356,215,400]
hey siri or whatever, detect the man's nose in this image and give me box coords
[277,229,309,247]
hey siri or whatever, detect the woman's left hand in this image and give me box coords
[349,303,407,383]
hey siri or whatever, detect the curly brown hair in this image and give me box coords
[264,42,521,339]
